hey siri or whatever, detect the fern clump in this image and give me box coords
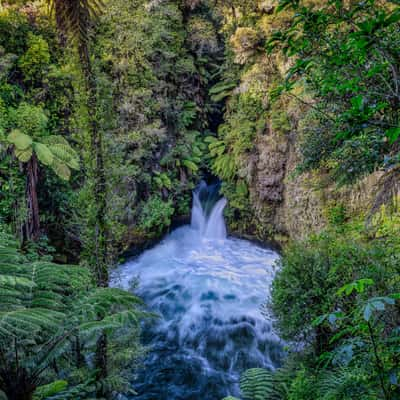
[0,229,145,400]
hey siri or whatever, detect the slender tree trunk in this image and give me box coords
[26,154,40,241]
[95,332,108,383]
[2,372,35,400]
[78,40,109,398]
[73,335,85,368]
[3,388,34,400]
[54,0,67,47]
[78,41,108,288]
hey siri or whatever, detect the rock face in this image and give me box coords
[243,124,388,242]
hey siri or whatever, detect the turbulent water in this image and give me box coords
[113,183,283,399]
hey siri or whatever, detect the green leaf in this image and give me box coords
[363,303,373,321]
[66,156,79,170]
[312,314,328,327]
[34,380,68,400]
[51,159,71,181]
[363,297,394,321]
[240,368,275,400]
[183,159,199,172]
[385,9,400,25]
[8,129,32,150]
[34,142,54,166]
[15,147,33,162]
[337,279,374,296]
[385,127,400,145]
[209,81,237,95]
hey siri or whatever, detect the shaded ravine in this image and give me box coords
[113,183,284,399]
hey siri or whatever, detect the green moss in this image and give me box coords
[270,101,291,135]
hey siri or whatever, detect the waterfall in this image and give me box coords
[191,181,227,239]
[113,180,283,399]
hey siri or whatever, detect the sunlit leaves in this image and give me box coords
[7,129,32,150]
[5,104,79,180]
[34,142,54,166]
[337,279,374,296]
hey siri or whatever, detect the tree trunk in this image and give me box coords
[78,41,109,288]
[78,39,109,398]
[3,387,34,400]
[54,0,67,47]
[2,371,35,400]
[26,154,40,241]
[95,333,108,390]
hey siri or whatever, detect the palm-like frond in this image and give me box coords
[48,0,105,44]
[7,127,80,181]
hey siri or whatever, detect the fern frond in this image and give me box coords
[240,368,275,400]
[317,366,376,399]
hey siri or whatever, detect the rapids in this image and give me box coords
[113,182,283,399]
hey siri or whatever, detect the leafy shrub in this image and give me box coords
[271,230,400,349]
[139,195,174,236]
[18,33,51,83]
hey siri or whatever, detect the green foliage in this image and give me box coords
[0,227,144,399]
[18,33,51,83]
[325,203,347,226]
[139,195,175,236]
[34,380,68,400]
[240,368,277,400]
[270,0,400,183]
[47,0,105,45]
[266,211,400,400]
[6,103,79,180]
[271,229,400,345]
[209,80,237,103]
[208,87,266,178]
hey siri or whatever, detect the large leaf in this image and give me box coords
[34,380,68,400]
[8,129,32,150]
[34,142,54,166]
[66,156,79,171]
[50,144,79,171]
[183,159,199,172]
[51,159,71,181]
[15,147,33,162]
[42,135,70,146]
[50,144,75,162]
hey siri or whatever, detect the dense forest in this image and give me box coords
[1,0,400,399]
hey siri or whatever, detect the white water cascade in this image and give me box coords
[113,181,283,400]
[191,181,227,239]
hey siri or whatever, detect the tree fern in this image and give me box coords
[47,0,105,45]
[0,231,144,400]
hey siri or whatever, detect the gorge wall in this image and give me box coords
[206,0,400,243]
